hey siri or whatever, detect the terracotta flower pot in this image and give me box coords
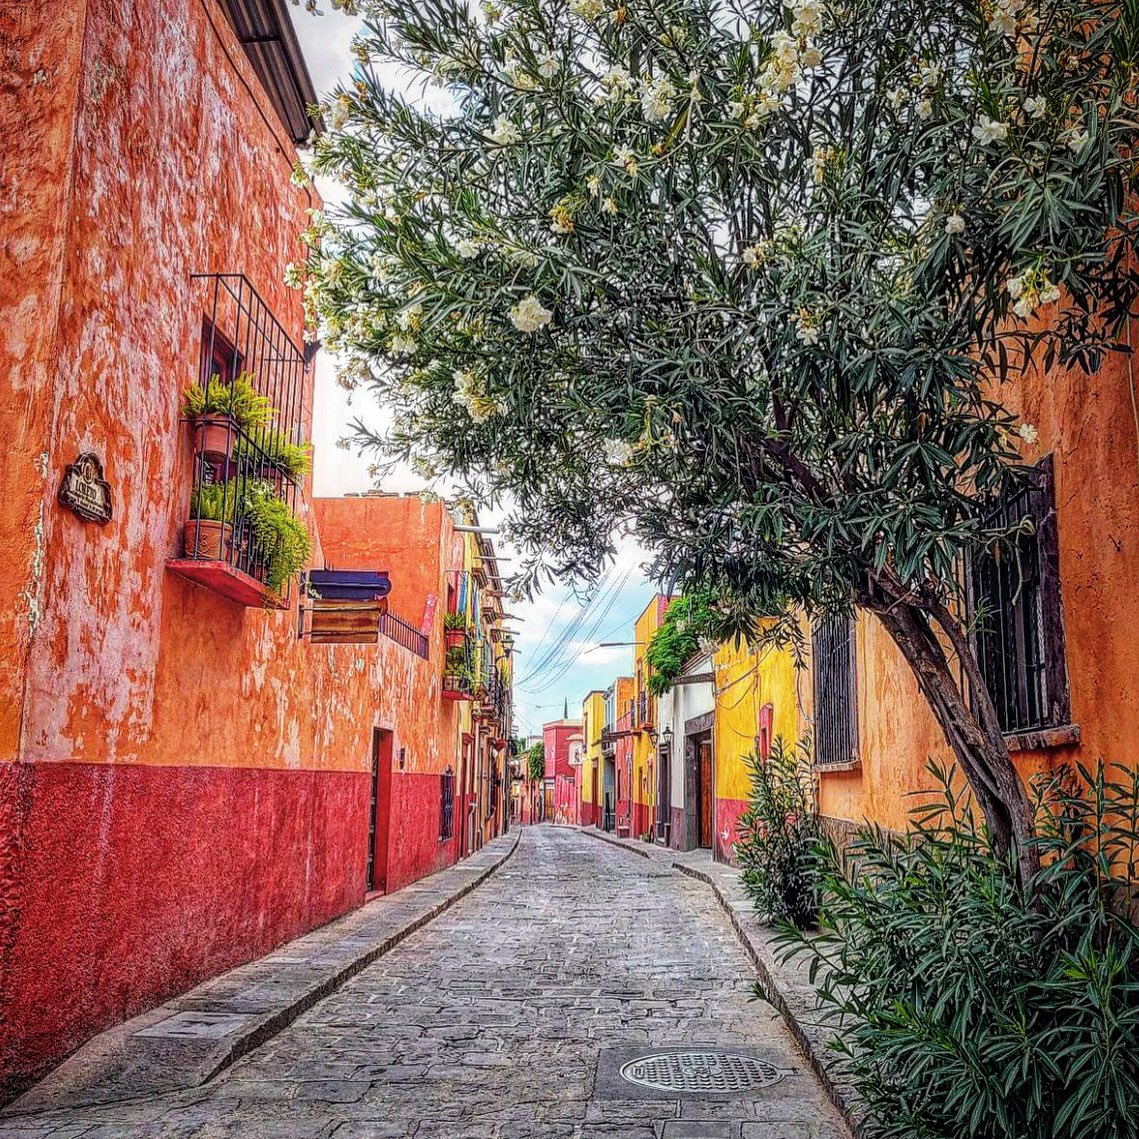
[194,415,238,461]
[183,518,232,561]
[445,628,468,650]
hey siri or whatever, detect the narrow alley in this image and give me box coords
[1,828,847,1139]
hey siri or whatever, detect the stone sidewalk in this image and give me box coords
[1,825,849,1139]
[7,833,520,1117]
[580,829,857,1131]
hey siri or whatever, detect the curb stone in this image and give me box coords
[581,826,862,1138]
[6,831,521,1118]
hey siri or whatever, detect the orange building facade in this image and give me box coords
[0,1,512,1103]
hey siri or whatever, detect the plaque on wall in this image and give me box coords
[58,452,113,525]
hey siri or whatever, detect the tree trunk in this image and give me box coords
[870,599,1041,885]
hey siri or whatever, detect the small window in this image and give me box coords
[440,768,455,840]
[200,318,242,386]
[813,615,858,766]
[968,456,1069,735]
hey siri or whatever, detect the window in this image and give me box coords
[968,456,1069,735]
[813,615,858,766]
[440,768,455,840]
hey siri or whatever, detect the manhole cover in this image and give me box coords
[619,1050,784,1094]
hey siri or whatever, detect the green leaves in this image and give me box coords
[774,760,1139,1139]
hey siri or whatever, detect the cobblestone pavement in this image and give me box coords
[3,826,848,1139]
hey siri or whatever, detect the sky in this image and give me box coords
[291,7,657,739]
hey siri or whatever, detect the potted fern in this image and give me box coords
[182,372,272,461]
[244,483,312,595]
[183,481,237,561]
[234,425,313,491]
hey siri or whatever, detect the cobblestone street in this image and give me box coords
[3,827,847,1139]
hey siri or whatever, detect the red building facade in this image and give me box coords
[0,2,511,1102]
[543,718,581,825]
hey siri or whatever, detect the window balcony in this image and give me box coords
[167,274,312,608]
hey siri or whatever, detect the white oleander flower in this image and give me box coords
[989,0,1024,37]
[972,115,1009,145]
[571,0,604,20]
[887,87,908,111]
[945,213,965,235]
[602,66,634,95]
[390,333,416,356]
[1065,125,1089,152]
[455,238,480,259]
[508,294,552,332]
[793,309,820,345]
[727,100,746,120]
[283,262,305,289]
[1018,422,1039,445]
[603,438,634,466]
[537,53,559,79]
[586,174,602,197]
[1024,95,1047,120]
[742,243,768,268]
[641,75,677,124]
[489,114,522,145]
[786,0,824,38]
[614,145,639,177]
[916,61,942,89]
[601,196,618,215]
[916,98,933,120]
[327,95,351,131]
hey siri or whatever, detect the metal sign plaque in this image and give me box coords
[58,452,113,525]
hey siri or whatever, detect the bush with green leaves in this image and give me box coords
[304,0,1139,871]
[776,761,1139,1139]
[644,590,718,695]
[735,738,819,928]
[244,483,313,592]
[235,426,313,482]
[527,741,546,782]
[188,480,238,524]
[444,610,471,631]
[181,372,272,431]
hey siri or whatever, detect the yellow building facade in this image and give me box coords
[631,595,670,840]
[580,689,606,827]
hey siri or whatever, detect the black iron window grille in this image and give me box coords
[440,767,455,839]
[966,456,1069,735]
[181,274,309,603]
[812,614,858,766]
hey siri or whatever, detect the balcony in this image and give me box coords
[443,635,475,701]
[167,274,311,608]
[637,691,653,729]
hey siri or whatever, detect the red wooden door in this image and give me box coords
[698,738,713,848]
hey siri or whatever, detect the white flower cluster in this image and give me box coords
[1006,266,1061,319]
[945,212,965,236]
[793,308,820,345]
[972,114,1009,145]
[571,0,605,20]
[989,0,1036,38]
[508,294,553,332]
[454,237,480,259]
[742,239,774,268]
[452,368,499,423]
[641,75,677,123]
[490,114,522,145]
[602,438,634,467]
[613,145,639,178]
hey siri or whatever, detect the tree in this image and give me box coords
[303,0,1139,880]
[527,742,546,783]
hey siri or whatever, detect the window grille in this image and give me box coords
[440,768,455,840]
[967,456,1069,734]
[812,615,858,766]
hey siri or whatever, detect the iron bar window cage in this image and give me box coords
[440,767,455,839]
[965,456,1069,735]
[812,614,858,766]
[181,273,308,603]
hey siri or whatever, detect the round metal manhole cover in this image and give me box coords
[619,1050,784,1094]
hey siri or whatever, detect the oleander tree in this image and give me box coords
[300,0,1139,880]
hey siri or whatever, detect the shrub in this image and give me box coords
[244,484,312,593]
[188,481,237,524]
[644,591,718,696]
[443,611,469,631]
[235,426,313,482]
[181,372,272,431]
[527,743,545,783]
[776,761,1139,1139]
[735,738,819,929]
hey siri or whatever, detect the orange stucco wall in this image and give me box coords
[818,343,1139,830]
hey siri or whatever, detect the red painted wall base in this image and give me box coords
[0,760,367,1102]
[715,797,749,864]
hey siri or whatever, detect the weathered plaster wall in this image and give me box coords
[0,1,470,1102]
[817,343,1139,831]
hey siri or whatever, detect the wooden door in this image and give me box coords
[367,729,392,892]
[698,737,713,848]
